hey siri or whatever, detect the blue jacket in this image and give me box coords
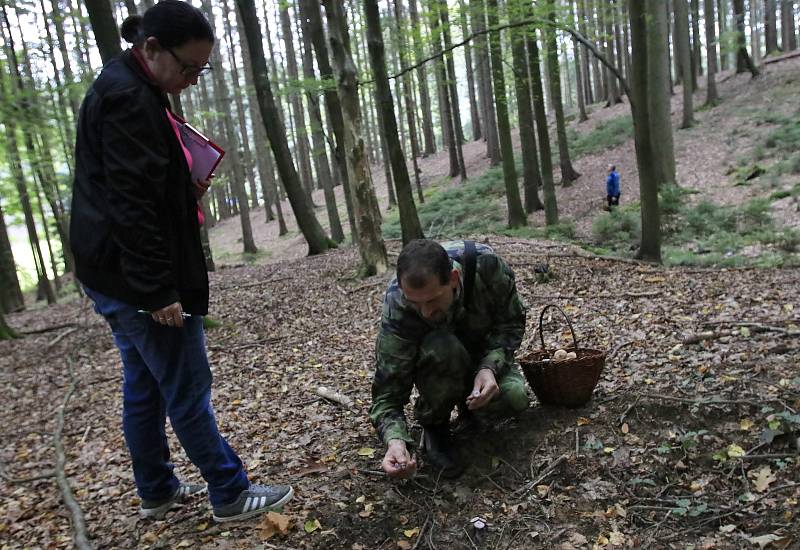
[606,171,620,196]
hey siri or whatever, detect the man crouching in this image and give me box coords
[369,239,529,479]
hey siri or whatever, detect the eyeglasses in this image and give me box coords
[166,47,213,78]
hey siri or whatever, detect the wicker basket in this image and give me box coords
[519,304,606,408]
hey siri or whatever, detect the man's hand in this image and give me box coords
[151,302,185,328]
[381,439,417,479]
[466,368,499,410]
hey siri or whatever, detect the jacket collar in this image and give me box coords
[121,48,169,104]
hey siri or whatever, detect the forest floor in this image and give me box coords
[2,58,800,549]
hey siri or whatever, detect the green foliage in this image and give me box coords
[591,206,641,249]
[567,115,633,159]
[381,168,506,239]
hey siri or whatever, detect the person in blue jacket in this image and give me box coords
[606,164,621,209]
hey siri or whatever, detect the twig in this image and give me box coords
[207,335,288,352]
[639,393,763,407]
[514,455,568,499]
[314,386,354,410]
[411,515,431,550]
[608,340,636,362]
[47,327,80,349]
[215,276,293,291]
[0,468,55,484]
[737,453,798,461]
[619,395,641,425]
[55,360,92,549]
[700,321,799,337]
[20,322,78,335]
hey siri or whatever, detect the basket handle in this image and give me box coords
[538,304,580,352]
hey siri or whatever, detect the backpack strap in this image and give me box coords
[462,240,477,309]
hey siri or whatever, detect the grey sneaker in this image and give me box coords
[212,484,294,522]
[140,483,207,519]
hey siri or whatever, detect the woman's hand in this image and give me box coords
[193,176,212,199]
[151,302,185,328]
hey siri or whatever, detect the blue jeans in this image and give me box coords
[84,287,248,506]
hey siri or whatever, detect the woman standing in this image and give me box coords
[70,0,292,522]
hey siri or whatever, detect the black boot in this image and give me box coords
[422,424,464,479]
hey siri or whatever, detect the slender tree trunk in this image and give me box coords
[0,311,17,340]
[486,0,526,227]
[546,4,582,185]
[648,0,677,187]
[527,33,558,225]
[40,0,75,166]
[572,0,588,122]
[577,0,595,104]
[301,0,358,241]
[459,0,482,140]
[408,0,436,156]
[602,1,623,104]
[781,0,797,50]
[510,0,544,212]
[365,0,424,244]
[439,2,467,179]
[705,0,720,103]
[718,0,729,69]
[675,0,694,128]
[471,0,501,165]
[751,0,763,61]
[33,176,61,292]
[52,0,81,119]
[82,0,122,64]
[630,0,662,262]
[428,0,460,178]
[393,0,424,203]
[691,0,702,86]
[298,0,345,243]
[765,0,780,54]
[614,1,626,80]
[323,0,386,273]
[733,0,760,75]
[235,0,333,255]
[0,202,25,313]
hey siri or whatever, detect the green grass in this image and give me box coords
[567,115,633,159]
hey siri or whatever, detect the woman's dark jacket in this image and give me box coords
[70,49,209,314]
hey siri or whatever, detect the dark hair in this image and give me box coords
[396,239,452,288]
[120,0,214,49]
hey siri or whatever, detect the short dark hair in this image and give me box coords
[396,239,452,288]
[121,0,214,49]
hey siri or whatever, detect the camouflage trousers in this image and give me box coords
[413,330,529,427]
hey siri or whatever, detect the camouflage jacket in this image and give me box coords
[370,241,526,445]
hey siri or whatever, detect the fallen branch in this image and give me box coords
[215,276,293,291]
[48,327,80,349]
[682,331,721,344]
[639,393,762,407]
[55,360,92,549]
[700,321,800,337]
[608,340,637,362]
[0,467,55,484]
[20,322,78,335]
[411,515,431,550]
[514,455,568,499]
[314,386,354,410]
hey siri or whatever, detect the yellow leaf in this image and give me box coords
[196,522,208,532]
[357,447,376,458]
[304,519,321,533]
[752,466,776,492]
[536,485,549,497]
[403,528,420,538]
[231,399,242,406]
[727,444,746,458]
[603,447,615,454]
[355,495,366,504]
[577,417,591,426]
[739,419,754,431]
[596,533,610,545]
[141,532,158,544]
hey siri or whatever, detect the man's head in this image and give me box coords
[608,164,616,173]
[396,239,459,322]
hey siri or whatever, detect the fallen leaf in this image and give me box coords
[740,419,754,431]
[257,512,293,540]
[195,522,208,532]
[727,444,746,458]
[609,531,625,545]
[397,541,412,550]
[718,524,737,533]
[746,533,782,548]
[752,466,776,492]
[357,447,376,458]
[304,519,321,533]
[141,532,158,544]
[176,540,192,548]
[403,527,420,538]
[577,417,591,426]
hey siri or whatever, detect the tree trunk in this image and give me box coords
[751,0,763,61]
[588,0,606,101]
[577,0,595,104]
[471,0,501,165]
[572,0,588,122]
[458,0,482,140]
[439,2,467,179]
[393,0,425,203]
[280,5,316,200]
[408,0,436,156]
[781,0,797,50]
[705,0,720,103]
[527,32,559,226]
[602,1,623,104]
[298,0,345,243]
[648,0,677,188]
[733,0,760,75]
[0,311,18,340]
[323,0,387,274]
[40,0,75,166]
[630,0,662,262]
[510,1,544,213]
[428,0,460,178]
[765,0,780,54]
[82,0,122,64]
[301,0,358,241]
[365,0,424,245]
[0,202,25,313]
[691,0,702,86]
[235,0,333,255]
[675,0,694,128]
[718,0,729,70]
[486,0,526,228]
[52,0,81,119]
[546,4,582,185]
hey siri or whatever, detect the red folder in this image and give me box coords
[173,114,225,182]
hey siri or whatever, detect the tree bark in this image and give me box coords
[674,0,694,128]
[82,0,122,64]
[439,2,467,179]
[428,0,460,178]
[235,0,333,255]
[733,0,760,75]
[630,0,662,262]
[751,0,762,61]
[298,0,345,243]
[577,0,594,104]
[527,32,559,226]
[323,0,387,274]
[647,0,677,187]
[704,0,720,103]
[781,0,797,50]
[0,311,18,340]
[691,0,702,86]
[458,0,482,140]
[546,3,581,185]
[0,201,25,313]
[471,0,501,165]
[765,0,780,54]
[365,0,424,245]
[408,0,436,156]
[510,0,544,213]
[486,0,526,228]
[572,0,588,122]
